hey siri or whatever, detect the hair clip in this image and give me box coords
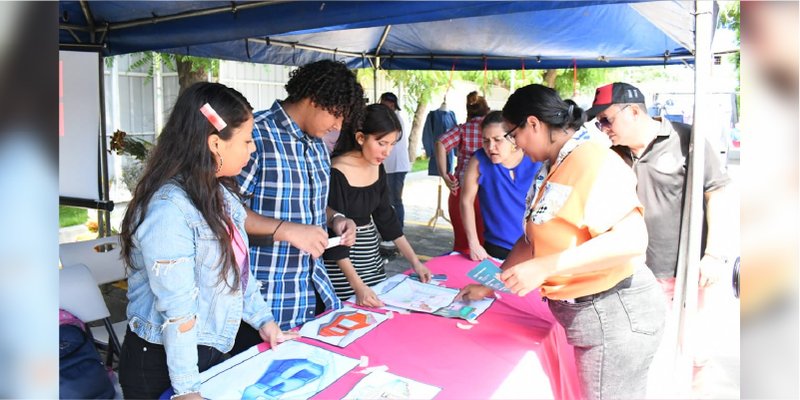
[200,103,227,132]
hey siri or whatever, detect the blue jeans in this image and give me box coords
[386,172,407,229]
[547,265,666,400]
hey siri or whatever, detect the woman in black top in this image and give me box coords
[324,104,432,306]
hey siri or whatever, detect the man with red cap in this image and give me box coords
[588,82,733,386]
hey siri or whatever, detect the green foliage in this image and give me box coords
[411,156,428,173]
[108,129,153,162]
[59,206,89,228]
[386,70,454,113]
[718,1,740,43]
[108,129,153,193]
[127,52,219,81]
[718,1,740,86]
[553,67,619,99]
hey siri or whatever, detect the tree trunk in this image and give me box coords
[407,99,429,162]
[543,69,558,88]
[176,58,208,95]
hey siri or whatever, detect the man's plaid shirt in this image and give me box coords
[238,101,341,330]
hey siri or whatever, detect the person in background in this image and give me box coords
[459,84,665,400]
[324,104,432,306]
[435,91,490,255]
[379,92,410,250]
[587,81,732,387]
[117,82,299,400]
[460,111,540,261]
[234,60,362,352]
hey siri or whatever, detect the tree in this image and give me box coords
[127,52,219,94]
[718,0,740,112]
[553,67,621,99]
[718,1,740,72]
[359,69,453,161]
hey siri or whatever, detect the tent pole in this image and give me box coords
[97,53,113,237]
[373,54,380,103]
[79,0,96,43]
[373,69,378,103]
[673,0,714,394]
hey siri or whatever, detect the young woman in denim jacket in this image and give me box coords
[118,82,298,400]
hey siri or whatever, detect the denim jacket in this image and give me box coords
[126,182,274,396]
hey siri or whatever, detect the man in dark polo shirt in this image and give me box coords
[587,82,733,377]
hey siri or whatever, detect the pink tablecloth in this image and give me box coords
[305,254,581,399]
[172,254,582,399]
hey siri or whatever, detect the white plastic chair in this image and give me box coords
[59,235,127,285]
[59,263,127,367]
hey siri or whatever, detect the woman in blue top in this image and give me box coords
[118,82,299,400]
[460,111,540,260]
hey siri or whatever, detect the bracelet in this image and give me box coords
[272,220,285,236]
[330,212,346,226]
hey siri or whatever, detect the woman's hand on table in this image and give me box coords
[355,285,385,308]
[258,321,299,348]
[411,262,432,283]
[457,284,494,301]
[500,258,548,297]
[468,243,489,261]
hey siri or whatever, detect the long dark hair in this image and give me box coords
[120,82,253,292]
[502,84,587,135]
[331,103,401,158]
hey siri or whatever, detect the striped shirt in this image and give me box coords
[438,116,484,183]
[238,100,341,330]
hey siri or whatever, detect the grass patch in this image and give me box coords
[59,206,89,228]
[411,156,428,173]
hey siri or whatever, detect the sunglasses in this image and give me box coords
[594,104,630,130]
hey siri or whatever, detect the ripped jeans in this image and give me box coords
[548,265,666,400]
[119,327,225,399]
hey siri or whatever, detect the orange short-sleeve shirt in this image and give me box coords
[525,141,644,300]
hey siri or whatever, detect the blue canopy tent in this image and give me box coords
[59,1,699,70]
[58,2,721,394]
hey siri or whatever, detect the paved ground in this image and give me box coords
[96,166,740,399]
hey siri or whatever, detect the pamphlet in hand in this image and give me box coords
[467,259,511,293]
[326,236,342,249]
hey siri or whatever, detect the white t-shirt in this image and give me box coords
[383,110,411,173]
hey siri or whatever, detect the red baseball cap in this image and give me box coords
[586,82,646,119]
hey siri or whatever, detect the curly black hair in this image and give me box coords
[285,60,365,124]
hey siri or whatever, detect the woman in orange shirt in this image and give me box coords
[459,84,665,400]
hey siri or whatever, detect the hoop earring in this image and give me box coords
[216,151,223,173]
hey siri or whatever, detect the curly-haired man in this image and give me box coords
[234,61,364,351]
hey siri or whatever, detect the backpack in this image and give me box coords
[59,309,116,399]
